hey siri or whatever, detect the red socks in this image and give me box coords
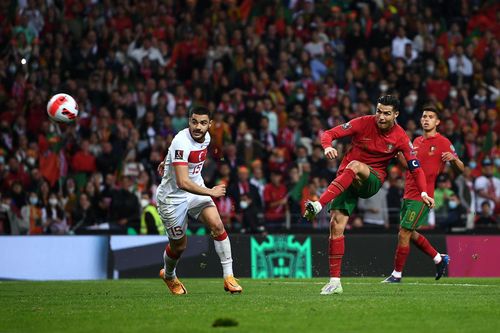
[213,230,228,241]
[319,169,356,206]
[394,245,410,272]
[412,234,438,258]
[329,236,345,278]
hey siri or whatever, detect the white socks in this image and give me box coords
[329,277,341,283]
[433,253,442,264]
[391,270,402,278]
[214,232,234,278]
[163,250,178,279]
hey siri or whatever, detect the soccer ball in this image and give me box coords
[47,93,79,123]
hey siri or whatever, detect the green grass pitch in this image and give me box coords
[1,278,500,333]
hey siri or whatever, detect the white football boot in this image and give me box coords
[304,201,323,221]
[320,279,343,295]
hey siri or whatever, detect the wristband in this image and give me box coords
[421,192,428,198]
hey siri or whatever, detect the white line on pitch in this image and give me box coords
[258,281,498,287]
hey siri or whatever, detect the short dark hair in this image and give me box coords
[422,104,440,118]
[189,105,212,119]
[377,95,400,113]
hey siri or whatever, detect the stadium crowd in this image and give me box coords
[0,0,499,235]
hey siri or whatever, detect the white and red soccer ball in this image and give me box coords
[47,93,79,123]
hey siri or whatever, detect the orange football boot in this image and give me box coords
[224,275,243,294]
[159,269,187,295]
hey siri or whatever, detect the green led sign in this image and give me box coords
[251,235,312,278]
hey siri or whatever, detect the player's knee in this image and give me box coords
[346,160,362,173]
[209,221,225,236]
[398,229,412,244]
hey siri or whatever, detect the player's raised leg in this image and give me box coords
[199,206,242,293]
[160,236,188,294]
[321,210,349,295]
[305,160,371,220]
[411,231,449,280]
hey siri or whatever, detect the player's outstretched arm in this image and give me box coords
[320,118,363,158]
[174,164,226,198]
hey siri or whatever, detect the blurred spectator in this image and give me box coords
[474,158,500,215]
[228,166,263,233]
[475,202,498,227]
[139,192,165,235]
[0,0,498,234]
[263,171,287,230]
[20,191,42,235]
[71,193,97,234]
[41,192,68,234]
[358,184,389,228]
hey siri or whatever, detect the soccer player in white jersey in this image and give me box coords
[156,106,242,295]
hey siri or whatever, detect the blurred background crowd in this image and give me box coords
[0,0,499,235]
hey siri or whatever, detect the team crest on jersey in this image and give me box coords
[342,122,352,130]
[175,150,184,159]
[385,143,394,152]
[429,146,436,155]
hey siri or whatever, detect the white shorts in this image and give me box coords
[158,195,215,240]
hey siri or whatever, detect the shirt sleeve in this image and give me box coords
[443,138,459,158]
[170,137,189,166]
[321,116,365,149]
[399,133,428,194]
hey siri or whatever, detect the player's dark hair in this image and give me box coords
[189,105,212,120]
[377,95,400,113]
[422,104,440,119]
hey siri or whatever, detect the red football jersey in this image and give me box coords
[321,115,417,183]
[404,133,457,201]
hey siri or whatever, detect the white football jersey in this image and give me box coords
[156,128,210,204]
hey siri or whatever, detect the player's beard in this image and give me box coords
[190,128,207,142]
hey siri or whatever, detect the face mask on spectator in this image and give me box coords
[314,98,322,108]
[296,66,303,75]
[495,158,500,168]
[379,84,388,92]
[0,156,4,164]
[27,157,36,166]
[296,93,305,101]
[448,200,458,209]
[240,200,249,209]
[140,199,150,208]
[49,198,58,206]
[468,161,477,169]
[449,89,458,98]
[30,197,38,205]
[426,65,434,74]
[408,93,417,103]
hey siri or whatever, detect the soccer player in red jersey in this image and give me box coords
[382,105,464,283]
[304,95,434,295]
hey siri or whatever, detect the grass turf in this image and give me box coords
[1,278,500,333]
